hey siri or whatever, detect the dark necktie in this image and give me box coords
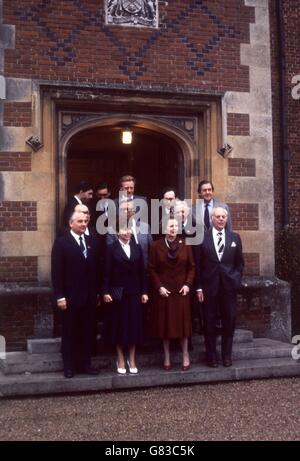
[181,220,185,234]
[204,204,210,230]
[79,236,86,257]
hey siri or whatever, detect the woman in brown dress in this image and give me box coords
[148,217,195,371]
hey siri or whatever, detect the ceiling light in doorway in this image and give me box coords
[122,129,133,145]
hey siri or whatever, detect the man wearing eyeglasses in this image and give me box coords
[153,187,178,240]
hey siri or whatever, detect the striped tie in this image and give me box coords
[217,231,224,259]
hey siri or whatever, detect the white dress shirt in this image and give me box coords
[74,195,82,205]
[119,239,131,258]
[71,230,87,257]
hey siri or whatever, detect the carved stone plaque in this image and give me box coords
[105,0,158,28]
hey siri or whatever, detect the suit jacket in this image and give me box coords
[51,232,101,309]
[102,240,147,295]
[149,238,195,292]
[196,228,244,296]
[114,195,148,213]
[192,198,233,232]
[106,220,153,269]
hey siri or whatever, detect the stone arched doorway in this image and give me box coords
[66,124,184,202]
[58,112,200,226]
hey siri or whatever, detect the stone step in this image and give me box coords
[0,357,300,398]
[26,329,254,354]
[27,337,61,354]
[1,337,292,375]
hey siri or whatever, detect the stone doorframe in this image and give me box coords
[35,84,223,225]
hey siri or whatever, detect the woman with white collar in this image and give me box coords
[102,223,148,375]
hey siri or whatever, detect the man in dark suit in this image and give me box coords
[192,180,233,333]
[90,182,111,227]
[62,180,93,226]
[196,206,244,368]
[151,187,177,240]
[51,211,101,378]
[192,180,232,232]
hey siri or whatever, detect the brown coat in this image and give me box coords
[148,238,195,339]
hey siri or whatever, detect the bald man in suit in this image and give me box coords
[196,207,244,368]
[51,211,101,378]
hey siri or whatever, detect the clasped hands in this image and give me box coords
[103,294,148,303]
[159,285,189,297]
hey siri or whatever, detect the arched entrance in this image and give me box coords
[58,107,205,227]
[66,125,184,201]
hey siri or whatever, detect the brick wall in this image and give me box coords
[269,0,282,234]
[228,203,259,231]
[270,0,300,333]
[0,201,37,231]
[228,158,255,177]
[283,1,300,232]
[3,0,254,92]
[0,295,37,351]
[243,253,260,276]
[0,257,38,282]
[0,289,53,351]
[271,0,300,235]
[227,113,250,136]
[0,152,31,171]
[3,102,32,127]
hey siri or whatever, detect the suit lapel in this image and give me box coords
[85,234,95,260]
[222,230,233,260]
[129,239,139,262]
[206,229,220,262]
[115,239,131,263]
[67,232,85,258]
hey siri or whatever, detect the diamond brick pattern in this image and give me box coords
[3,0,254,91]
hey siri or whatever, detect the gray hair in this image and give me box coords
[212,206,228,217]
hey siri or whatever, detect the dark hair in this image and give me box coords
[95,182,109,192]
[76,181,93,193]
[197,180,214,194]
[162,187,177,197]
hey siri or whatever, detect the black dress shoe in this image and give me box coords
[82,366,99,375]
[207,360,218,368]
[223,358,232,367]
[64,369,74,378]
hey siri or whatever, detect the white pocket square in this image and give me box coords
[231,242,237,247]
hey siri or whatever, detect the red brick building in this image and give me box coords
[0,0,299,349]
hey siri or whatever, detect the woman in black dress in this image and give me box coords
[102,225,148,374]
